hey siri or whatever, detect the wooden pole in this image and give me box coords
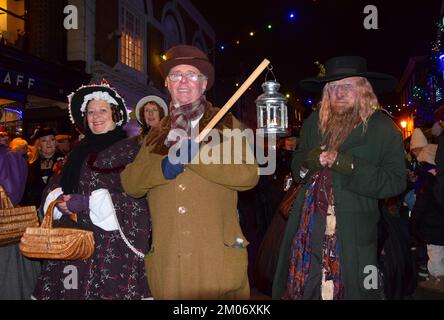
[196,58,270,143]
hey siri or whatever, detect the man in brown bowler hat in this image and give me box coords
[121,45,259,299]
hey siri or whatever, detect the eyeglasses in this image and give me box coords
[327,83,356,94]
[167,72,207,82]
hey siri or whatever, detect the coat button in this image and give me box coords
[178,206,187,215]
[178,184,186,191]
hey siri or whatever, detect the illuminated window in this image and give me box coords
[0,0,26,49]
[120,7,143,72]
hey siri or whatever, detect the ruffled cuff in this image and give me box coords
[89,189,119,231]
[43,187,64,220]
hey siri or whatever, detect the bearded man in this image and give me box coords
[272,56,406,300]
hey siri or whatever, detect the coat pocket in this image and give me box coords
[221,245,248,294]
[145,246,161,298]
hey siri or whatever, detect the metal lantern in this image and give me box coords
[255,80,288,136]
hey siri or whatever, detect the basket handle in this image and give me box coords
[0,185,14,209]
[41,199,78,228]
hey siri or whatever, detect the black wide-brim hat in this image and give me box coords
[300,56,398,93]
[31,127,56,142]
[68,83,129,132]
[159,45,215,90]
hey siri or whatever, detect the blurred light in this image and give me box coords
[235,83,239,87]
[289,11,296,20]
[235,40,240,45]
[249,32,255,37]
[267,24,272,29]
[408,100,412,106]
[4,108,22,118]
[400,120,407,128]
[440,54,444,60]
[286,93,291,99]
[161,54,167,61]
[307,99,313,104]
[220,45,225,50]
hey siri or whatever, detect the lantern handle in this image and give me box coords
[264,64,277,82]
[195,59,270,143]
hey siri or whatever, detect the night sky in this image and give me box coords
[192,0,443,105]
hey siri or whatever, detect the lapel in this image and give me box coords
[339,123,368,152]
[339,110,382,152]
[145,102,234,156]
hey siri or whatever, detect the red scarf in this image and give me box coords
[165,97,207,147]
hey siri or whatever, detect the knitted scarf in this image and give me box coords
[283,168,344,300]
[60,127,127,194]
[165,96,207,147]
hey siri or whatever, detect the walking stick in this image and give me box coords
[196,59,271,143]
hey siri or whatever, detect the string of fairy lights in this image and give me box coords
[159,8,443,126]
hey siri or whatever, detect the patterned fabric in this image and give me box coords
[165,97,207,147]
[32,138,151,300]
[283,169,343,300]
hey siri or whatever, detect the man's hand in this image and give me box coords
[320,151,338,168]
[162,157,185,180]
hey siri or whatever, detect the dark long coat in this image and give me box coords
[273,110,406,299]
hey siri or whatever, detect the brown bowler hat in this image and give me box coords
[159,45,215,89]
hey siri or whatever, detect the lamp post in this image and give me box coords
[400,120,407,139]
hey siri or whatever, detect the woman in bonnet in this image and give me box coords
[32,81,152,300]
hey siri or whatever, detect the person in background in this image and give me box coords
[9,137,28,159]
[55,134,72,156]
[135,95,168,138]
[410,139,444,293]
[20,128,64,208]
[0,131,10,146]
[0,141,41,299]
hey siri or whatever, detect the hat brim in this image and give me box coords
[135,95,168,126]
[300,72,398,94]
[69,85,128,132]
[159,58,215,90]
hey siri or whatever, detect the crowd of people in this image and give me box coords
[0,46,443,300]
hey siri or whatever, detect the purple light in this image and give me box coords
[4,108,22,118]
[220,45,225,50]
[307,99,313,104]
[289,12,296,20]
[439,54,444,60]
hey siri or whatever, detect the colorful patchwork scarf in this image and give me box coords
[165,96,207,147]
[282,168,344,300]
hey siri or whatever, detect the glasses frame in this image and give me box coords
[326,82,357,94]
[167,72,207,82]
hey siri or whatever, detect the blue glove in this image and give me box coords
[162,157,184,180]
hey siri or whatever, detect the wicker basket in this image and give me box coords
[19,200,95,260]
[0,185,39,246]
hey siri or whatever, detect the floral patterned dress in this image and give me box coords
[32,137,151,300]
